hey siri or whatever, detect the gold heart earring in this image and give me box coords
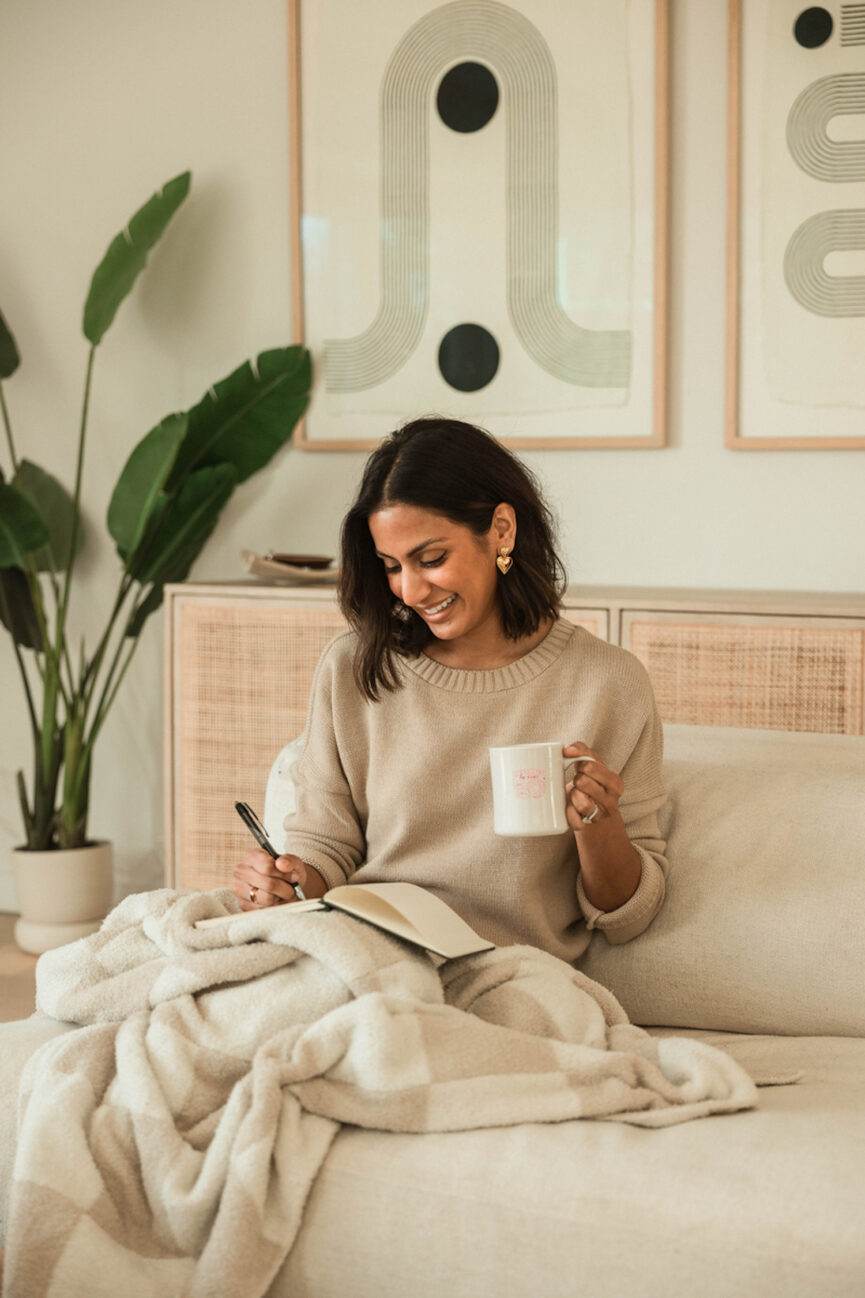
[496,546,513,575]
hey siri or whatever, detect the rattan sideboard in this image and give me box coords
[163,582,865,889]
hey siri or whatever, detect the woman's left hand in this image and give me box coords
[563,742,624,832]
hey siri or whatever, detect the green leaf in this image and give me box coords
[136,462,238,588]
[0,308,20,379]
[13,460,82,572]
[83,170,192,345]
[166,346,310,490]
[0,481,49,567]
[107,411,188,560]
[124,582,166,638]
[0,565,44,649]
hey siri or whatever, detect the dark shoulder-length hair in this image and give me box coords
[338,417,567,700]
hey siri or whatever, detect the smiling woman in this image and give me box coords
[340,417,565,694]
[231,416,667,960]
[368,500,531,664]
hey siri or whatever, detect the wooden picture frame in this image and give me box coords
[288,0,669,450]
[726,0,865,450]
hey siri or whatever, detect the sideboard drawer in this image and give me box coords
[166,592,346,890]
[561,606,609,641]
[622,612,865,734]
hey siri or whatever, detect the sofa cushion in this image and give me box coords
[579,725,865,1036]
[275,1032,865,1298]
[263,733,305,851]
[0,1013,75,1241]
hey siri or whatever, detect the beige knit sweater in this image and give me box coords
[283,618,668,965]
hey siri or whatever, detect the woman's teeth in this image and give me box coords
[424,594,456,615]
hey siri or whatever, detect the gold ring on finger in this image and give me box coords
[249,885,258,904]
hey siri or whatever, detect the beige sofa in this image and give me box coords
[2,723,864,1296]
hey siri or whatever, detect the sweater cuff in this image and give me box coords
[576,847,666,946]
[282,845,353,894]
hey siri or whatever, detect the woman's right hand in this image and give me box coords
[233,849,310,910]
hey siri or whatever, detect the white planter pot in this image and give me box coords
[12,841,114,955]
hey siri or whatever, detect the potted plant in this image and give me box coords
[0,171,311,952]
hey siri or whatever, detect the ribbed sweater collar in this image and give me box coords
[401,617,575,694]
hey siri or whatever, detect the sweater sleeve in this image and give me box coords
[280,637,366,890]
[576,671,669,945]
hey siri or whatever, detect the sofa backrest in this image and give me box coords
[265,724,865,1038]
[580,724,865,1037]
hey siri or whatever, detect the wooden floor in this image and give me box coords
[0,913,37,1023]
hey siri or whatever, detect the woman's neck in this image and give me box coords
[422,617,556,672]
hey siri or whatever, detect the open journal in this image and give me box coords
[195,881,495,959]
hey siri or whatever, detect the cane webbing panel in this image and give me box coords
[561,609,607,641]
[174,602,347,890]
[627,619,865,734]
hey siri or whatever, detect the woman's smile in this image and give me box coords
[419,593,457,621]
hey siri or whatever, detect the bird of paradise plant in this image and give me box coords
[0,171,311,851]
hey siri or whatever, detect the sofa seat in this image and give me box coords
[2,1017,863,1297]
[276,1030,865,1298]
[3,725,864,1297]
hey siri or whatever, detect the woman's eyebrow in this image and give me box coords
[375,537,447,560]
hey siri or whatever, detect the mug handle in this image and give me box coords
[563,754,595,783]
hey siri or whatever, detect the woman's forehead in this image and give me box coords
[368,503,456,544]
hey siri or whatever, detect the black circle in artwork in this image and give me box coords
[438,324,500,392]
[793,7,833,47]
[436,62,499,133]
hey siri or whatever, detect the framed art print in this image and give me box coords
[726,0,865,448]
[289,0,669,449]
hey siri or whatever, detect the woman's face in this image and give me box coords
[368,503,513,647]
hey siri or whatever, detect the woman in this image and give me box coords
[233,417,668,963]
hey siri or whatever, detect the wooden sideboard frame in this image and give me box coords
[164,582,865,887]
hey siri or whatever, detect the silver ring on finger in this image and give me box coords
[249,885,258,904]
[583,802,601,825]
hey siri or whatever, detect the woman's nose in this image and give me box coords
[399,567,433,608]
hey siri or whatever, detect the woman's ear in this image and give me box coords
[490,503,517,549]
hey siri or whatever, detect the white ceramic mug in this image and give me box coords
[489,742,593,837]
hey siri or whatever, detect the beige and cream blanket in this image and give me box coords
[4,888,758,1298]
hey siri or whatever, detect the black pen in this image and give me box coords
[234,800,306,900]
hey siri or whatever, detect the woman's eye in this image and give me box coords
[381,553,445,574]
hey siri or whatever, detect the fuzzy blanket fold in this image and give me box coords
[4,888,758,1298]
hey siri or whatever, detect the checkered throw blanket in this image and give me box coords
[4,888,758,1297]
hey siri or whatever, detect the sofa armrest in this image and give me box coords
[262,734,306,854]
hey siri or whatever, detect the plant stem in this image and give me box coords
[38,344,97,847]
[0,381,18,472]
[78,570,136,730]
[82,630,141,770]
[45,569,77,696]
[23,566,69,696]
[85,585,140,745]
[56,344,96,650]
[59,703,88,849]
[72,618,141,840]
[61,571,142,843]
[9,634,39,738]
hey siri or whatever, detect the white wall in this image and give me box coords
[1,0,863,909]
